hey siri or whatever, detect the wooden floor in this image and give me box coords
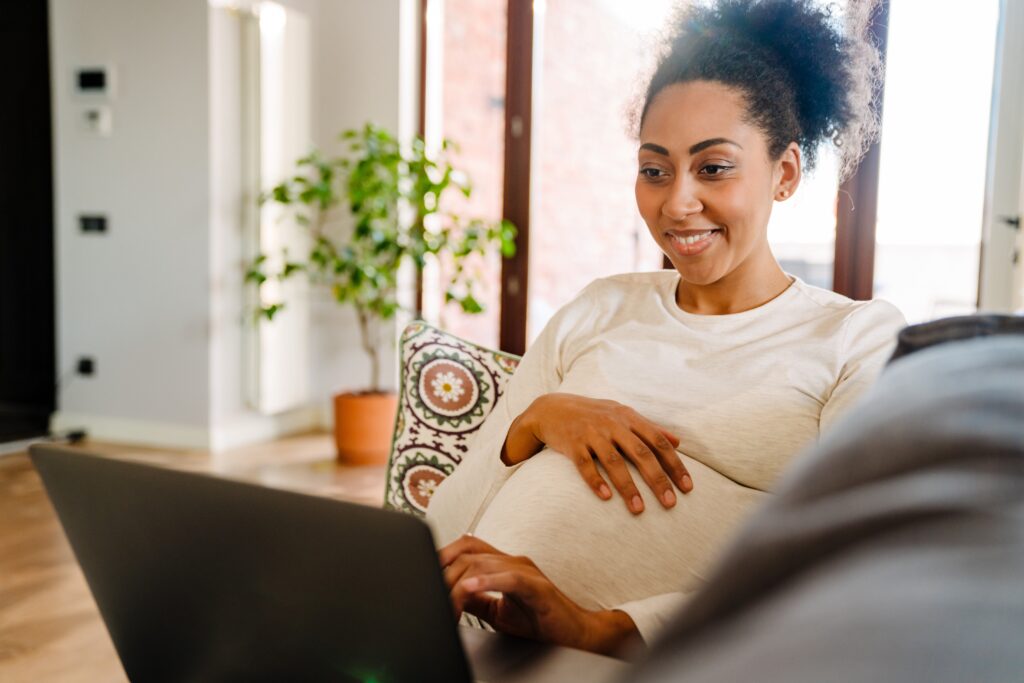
[0,433,386,682]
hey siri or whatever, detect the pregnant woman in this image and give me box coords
[428,0,905,656]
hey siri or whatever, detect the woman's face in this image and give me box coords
[635,80,795,287]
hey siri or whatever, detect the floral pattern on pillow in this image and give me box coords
[384,321,521,516]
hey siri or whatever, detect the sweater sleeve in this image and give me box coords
[819,300,906,434]
[614,591,691,644]
[425,283,604,546]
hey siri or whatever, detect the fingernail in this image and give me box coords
[463,577,480,591]
[631,495,644,513]
[682,475,693,491]
[598,484,612,499]
[662,489,676,507]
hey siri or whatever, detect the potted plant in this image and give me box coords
[247,123,516,464]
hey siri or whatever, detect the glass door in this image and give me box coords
[873,0,1000,322]
[979,0,1024,312]
[525,0,674,343]
[422,0,508,348]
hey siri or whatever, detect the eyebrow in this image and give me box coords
[639,138,743,156]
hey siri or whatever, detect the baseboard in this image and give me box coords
[0,437,49,457]
[209,405,322,452]
[316,401,334,435]
[50,406,323,453]
[49,412,211,450]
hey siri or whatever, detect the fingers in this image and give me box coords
[455,561,592,649]
[612,407,689,502]
[539,394,689,508]
[636,425,693,495]
[460,589,501,625]
[448,555,537,618]
[660,429,681,448]
[443,550,523,590]
[446,555,521,614]
[616,433,678,509]
[439,535,527,593]
[567,447,613,501]
[442,552,475,592]
[657,447,693,494]
[452,567,541,624]
[591,442,645,514]
[461,570,537,602]
[438,534,504,569]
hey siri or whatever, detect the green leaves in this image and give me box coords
[245,269,267,285]
[281,261,304,278]
[459,293,483,314]
[258,303,285,321]
[248,123,519,330]
[498,219,518,257]
[245,254,268,285]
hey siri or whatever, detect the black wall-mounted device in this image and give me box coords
[79,215,107,233]
[76,68,107,93]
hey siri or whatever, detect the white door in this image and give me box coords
[979,0,1024,312]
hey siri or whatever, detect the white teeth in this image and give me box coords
[672,230,715,245]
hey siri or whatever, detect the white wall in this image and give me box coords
[50,0,213,447]
[51,0,420,450]
[307,0,420,427]
[208,2,322,452]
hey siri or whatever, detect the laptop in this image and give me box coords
[29,444,480,682]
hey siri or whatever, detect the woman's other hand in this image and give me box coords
[501,393,692,513]
[440,535,642,656]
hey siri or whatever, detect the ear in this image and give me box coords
[773,142,802,202]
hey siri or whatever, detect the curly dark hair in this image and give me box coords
[635,0,883,179]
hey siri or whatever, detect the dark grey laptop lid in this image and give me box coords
[30,445,472,683]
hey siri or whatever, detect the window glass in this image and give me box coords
[424,0,507,348]
[526,0,673,343]
[873,0,1000,322]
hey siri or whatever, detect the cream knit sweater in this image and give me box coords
[426,271,905,643]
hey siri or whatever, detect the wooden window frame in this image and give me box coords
[833,0,891,301]
[497,0,533,355]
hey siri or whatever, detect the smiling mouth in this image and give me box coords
[666,229,721,256]
[671,229,720,245]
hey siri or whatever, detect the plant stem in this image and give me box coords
[355,306,380,392]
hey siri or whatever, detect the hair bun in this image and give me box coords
[638,0,883,179]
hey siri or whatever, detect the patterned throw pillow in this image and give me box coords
[384,321,521,516]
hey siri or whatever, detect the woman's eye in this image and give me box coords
[700,164,732,177]
[639,168,666,180]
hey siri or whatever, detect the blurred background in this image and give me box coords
[1,0,1022,453]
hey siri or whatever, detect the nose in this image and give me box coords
[661,175,702,221]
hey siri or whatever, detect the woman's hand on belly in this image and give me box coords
[502,392,692,514]
[439,534,643,657]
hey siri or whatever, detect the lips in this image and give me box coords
[666,228,721,256]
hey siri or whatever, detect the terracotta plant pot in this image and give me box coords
[332,391,399,465]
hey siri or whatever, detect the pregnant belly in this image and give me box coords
[472,449,767,610]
